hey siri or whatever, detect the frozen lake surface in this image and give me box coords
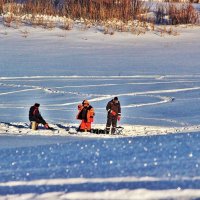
[1,75,200,127]
[0,24,200,199]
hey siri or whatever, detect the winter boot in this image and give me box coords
[111,127,116,135]
[106,127,110,134]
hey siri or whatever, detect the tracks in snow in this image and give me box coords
[0,75,200,126]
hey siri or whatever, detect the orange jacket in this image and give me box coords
[77,104,95,123]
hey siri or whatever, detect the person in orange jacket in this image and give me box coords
[76,100,95,132]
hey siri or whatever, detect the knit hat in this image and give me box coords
[83,100,90,105]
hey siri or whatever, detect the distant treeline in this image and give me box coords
[0,0,199,25]
[0,0,148,22]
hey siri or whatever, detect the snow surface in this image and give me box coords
[0,22,200,199]
[0,133,200,200]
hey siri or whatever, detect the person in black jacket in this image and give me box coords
[29,103,51,130]
[106,97,121,134]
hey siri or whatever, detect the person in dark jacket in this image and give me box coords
[106,97,121,134]
[29,103,51,130]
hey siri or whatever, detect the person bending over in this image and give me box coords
[29,103,51,130]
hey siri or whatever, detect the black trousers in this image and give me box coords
[106,115,118,134]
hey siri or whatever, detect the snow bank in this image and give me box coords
[1,122,200,138]
[1,177,200,200]
[2,189,200,200]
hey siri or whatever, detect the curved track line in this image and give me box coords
[1,75,200,127]
[0,75,161,80]
[124,116,188,126]
[46,86,200,107]
[1,74,200,81]
[122,96,172,108]
[55,83,119,89]
[0,88,39,96]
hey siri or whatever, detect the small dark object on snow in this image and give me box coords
[91,127,124,135]
[48,126,55,131]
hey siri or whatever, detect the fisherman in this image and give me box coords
[106,97,121,134]
[76,100,95,132]
[29,103,51,130]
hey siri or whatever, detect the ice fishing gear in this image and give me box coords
[91,129,106,134]
[115,126,124,134]
[91,126,124,135]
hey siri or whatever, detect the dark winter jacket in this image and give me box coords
[29,106,46,125]
[77,105,95,122]
[106,100,121,117]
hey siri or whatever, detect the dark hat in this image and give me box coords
[114,97,118,101]
[34,103,40,107]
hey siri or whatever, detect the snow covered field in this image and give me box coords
[0,23,200,199]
